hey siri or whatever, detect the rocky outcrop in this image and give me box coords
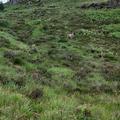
[10,0,19,4]
[108,0,120,7]
[81,0,120,9]
[81,2,107,9]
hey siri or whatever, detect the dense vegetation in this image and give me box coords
[0,0,120,119]
[0,2,4,11]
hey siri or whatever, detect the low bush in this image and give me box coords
[0,2,4,11]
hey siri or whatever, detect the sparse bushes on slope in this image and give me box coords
[0,20,9,27]
[0,37,10,47]
[0,0,120,119]
[102,62,120,82]
[4,50,24,65]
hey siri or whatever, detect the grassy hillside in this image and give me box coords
[0,0,120,119]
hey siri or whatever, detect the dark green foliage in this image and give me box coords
[0,2,4,11]
[0,20,9,27]
[0,37,10,47]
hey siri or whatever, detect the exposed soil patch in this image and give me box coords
[28,88,43,100]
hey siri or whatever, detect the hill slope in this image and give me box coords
[0,0,120,119]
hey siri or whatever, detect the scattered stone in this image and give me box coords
[9,0,19,4]
[108,0,120,7]
[4,50,18,59]
[81,2,107,9]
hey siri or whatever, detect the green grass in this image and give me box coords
[110,32,120,39]
[0,31,28,49]
[102,24,120,39]
[0,0,119,119]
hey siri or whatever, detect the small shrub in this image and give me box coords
[0,36,10,47]
[0,2,4,11]
[110,32,120,39]
[28,88,43,100]
[102,62,120,81]
[4,50,23,65]
[0,20,9,27]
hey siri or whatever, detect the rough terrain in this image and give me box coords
[0,0,120,119]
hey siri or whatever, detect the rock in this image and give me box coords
[108,0,120,7]
[4,50,18,59]
[80,1,120,9]
[89,2,106,9]
[10,0,19,4]
[81,4,90,9]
